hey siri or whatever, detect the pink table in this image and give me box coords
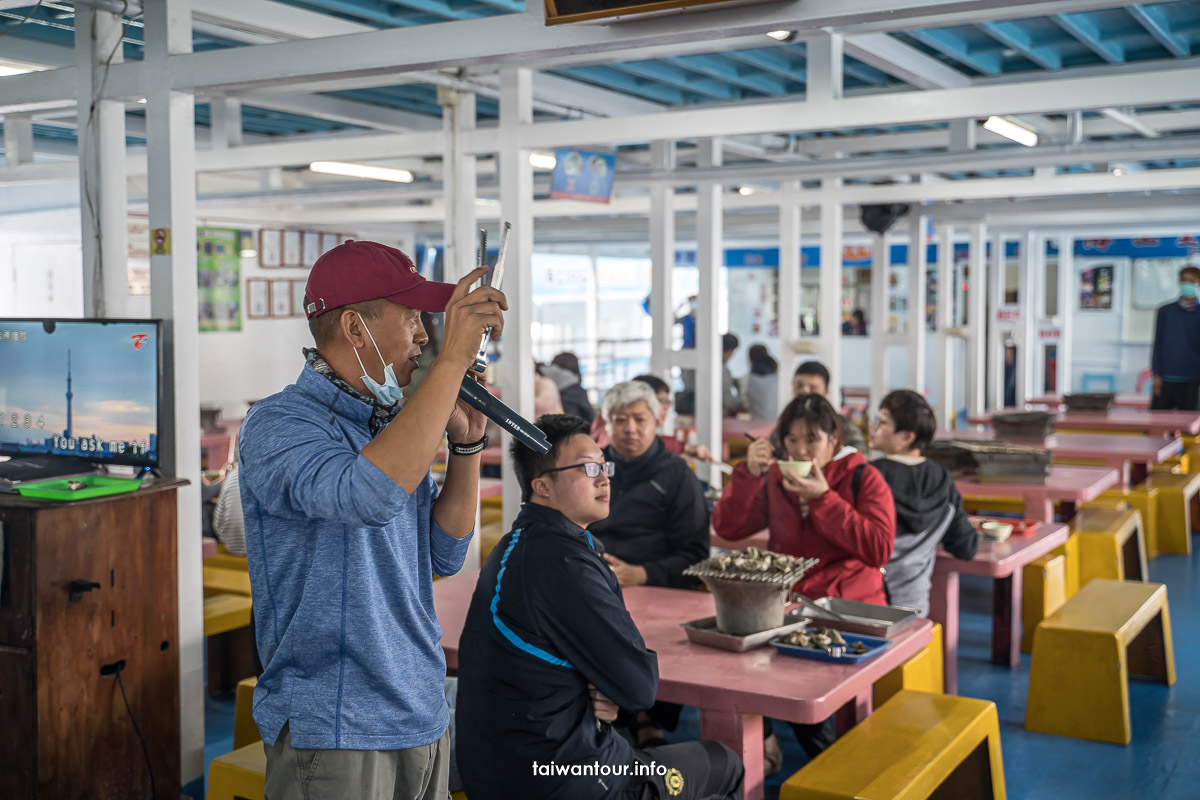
[433,570,932,800]
[478,478,503,499]
[200,432,232,470]
[929,522,1069,694]
[937,429,1182,486]
[954,465,1119,522]
[1025,393,1149,410]
[721,419,775,460]
[202,536,219,560]
[968,409,1200,438]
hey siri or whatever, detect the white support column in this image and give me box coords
[1057,234,1075,394]
[498,67,534,534]
[968,223,988,416]
[209,97,243,149]
[696,137,724,483]
[440,87,477,283]
[936,222,956,428]
[819,185,842,402]
[143,0,202,786]
[869,233,889,415]
[777,180,802,414]
[649,140,676,381]
[989,233,1006,409]
[440,86,480,570]
[1019,230,1039,404]
[75,4,129,318]
[3,112,34,165]
[907,213,929,391]
[807,33,844,105]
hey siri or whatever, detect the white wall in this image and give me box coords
[0,208,86,318]
[197,255,313,421]
[1069,257,1152,393]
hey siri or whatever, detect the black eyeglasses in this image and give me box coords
[537,461,615,479]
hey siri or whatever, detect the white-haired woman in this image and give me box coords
[588,380,711,747]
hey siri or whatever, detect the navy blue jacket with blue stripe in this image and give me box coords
[456,502,659,799]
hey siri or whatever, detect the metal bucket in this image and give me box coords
[700,575,794,636]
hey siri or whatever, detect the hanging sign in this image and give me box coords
[549,148,615,204]
[996,306,1021,325]
[1038,324,1062,342]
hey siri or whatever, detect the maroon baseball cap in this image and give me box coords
[304,240,455,319]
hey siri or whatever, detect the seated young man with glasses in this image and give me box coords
[455,414,743,800]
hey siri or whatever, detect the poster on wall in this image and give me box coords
[1079,264,1114,310]
[127,215,151,296]
[549,148,616,203]
[196,228,242,332]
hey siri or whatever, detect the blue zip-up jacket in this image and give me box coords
[238,363,472,750]
[1153,300,1200,381]
[456,503,659,800]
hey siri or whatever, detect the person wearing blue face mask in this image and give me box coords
[1151,264,1200,411]
[238,240,507,800]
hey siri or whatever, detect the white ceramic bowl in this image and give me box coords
[980,521,1014,542]
[778,460,814,479]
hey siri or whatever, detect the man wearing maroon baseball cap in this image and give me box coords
[238,239,506,800]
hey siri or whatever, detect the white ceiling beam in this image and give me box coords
[0,0,1129,101]
[1097,107,1161,139]
[842,33,971,89]
[513,66,1200,151]
[237,93,444,133]
[192,0,375,39]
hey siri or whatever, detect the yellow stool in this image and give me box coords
[1071,508,1147,584]
[1082,497,1129,512]
[1144,472,1200,556]
[875,623,944,706]
[1020,554,1066,654]
[205,543,249,571]
[207,743,265,800]
[780,690,1006,800]
[452,794,468,800]
[1047,533,1082,600]
[1092,487,1160,558]
[204,564,253,597]
[204,594,253,637]
[1026,579,1174,745]
[234,677,262,749]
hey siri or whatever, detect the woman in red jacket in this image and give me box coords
[713,392,897,763]
[714,392,896,603]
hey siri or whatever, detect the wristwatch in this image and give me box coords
[447,435,488,456]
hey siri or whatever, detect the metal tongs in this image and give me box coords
[469,222,510,374]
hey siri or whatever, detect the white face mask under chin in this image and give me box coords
[353,315,402,407]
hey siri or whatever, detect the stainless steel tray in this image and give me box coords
[794,598,918,639]
[680,615,809,652]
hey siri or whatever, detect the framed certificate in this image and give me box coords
[283,230,303,267]
[271,279,292,317]
[259,229,282,268]
[247,279,270,318]
[321,232,340,256]
[291,280,309,317]
[302,231,321,268]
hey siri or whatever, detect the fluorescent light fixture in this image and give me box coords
[766,30,793,41]
[136,97,147,104]
[737,186,757,196]
[240,249,258,258]
[983,116,1038,148]
[0,60,46,77]
[1112,167,1126,176]
[309,161,414,183]
[529,152,557,170]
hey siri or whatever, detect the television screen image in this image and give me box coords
[0,318,161,467]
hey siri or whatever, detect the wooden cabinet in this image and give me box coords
[0,480,183,799]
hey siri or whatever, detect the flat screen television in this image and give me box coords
[0,318,162,468]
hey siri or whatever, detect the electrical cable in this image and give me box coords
[0,1,47,40]
[115,665,158,800]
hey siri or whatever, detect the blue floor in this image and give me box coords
[203,550,1200,799]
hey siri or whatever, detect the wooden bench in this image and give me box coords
[209,677,264,800]
[1025,579,1174,745]
[875,623,944,707]
[204,564,253,597]
[1071,507,1147,584]
[780,690,1006,800]
[1145,471,1200,556]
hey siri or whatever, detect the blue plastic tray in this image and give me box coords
[770,630,893,664]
